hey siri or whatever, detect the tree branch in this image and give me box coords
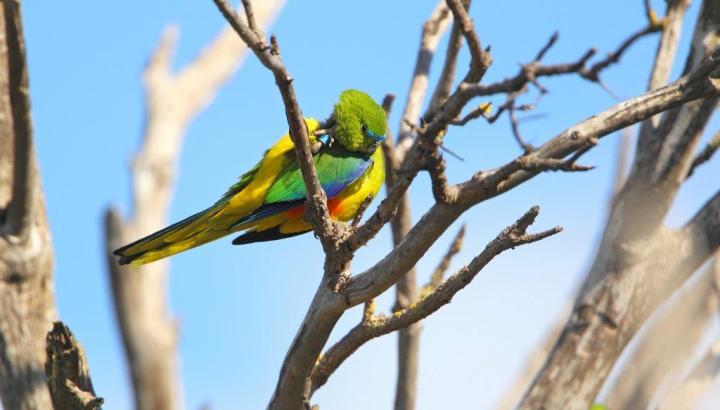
[637,0,691,149]
[1,0,34,239]
[213,0,339,249]
[395,0,452,159]
[423,224,465,292]
[445,0,489,83]
[687,130,720,178]
[311,207,560,394]
[347,50,720,306]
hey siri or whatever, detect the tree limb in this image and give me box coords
[311,207,559,394]
[687,130,720,178]
[637,0,691,149]
[395,0,452,160]
[347,50,720,306]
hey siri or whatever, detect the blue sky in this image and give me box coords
[22,1,719,409]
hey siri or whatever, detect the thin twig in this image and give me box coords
[423,224,466,293]
[426,3,466,121]
[687,130,720,178]
[445,0,491,83]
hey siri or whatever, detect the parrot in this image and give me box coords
[114,89,387,265]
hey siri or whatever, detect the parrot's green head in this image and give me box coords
[331,89,387,153]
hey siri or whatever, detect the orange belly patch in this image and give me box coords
[283,198,345,220]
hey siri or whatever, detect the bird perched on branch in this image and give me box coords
[114,89,387,265]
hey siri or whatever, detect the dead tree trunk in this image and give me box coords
[0,0,57,408]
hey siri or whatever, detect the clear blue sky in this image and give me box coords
[22,1,719,409]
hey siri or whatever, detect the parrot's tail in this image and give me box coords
[113,207,227,266]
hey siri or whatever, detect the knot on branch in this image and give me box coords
[502,206,563,248]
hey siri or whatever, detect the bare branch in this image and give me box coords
[345,3,494,253]
[45,322,103,410]
[395,0,453,158]
[426,9,464,121]
[580,23,664,83]
[634,0,720,189]
[637,0,691,147]
[687,130,720,177]
[426,134,453,202]
[213,0,338,248]
[2,0,34,239]
[423,224,466,292]
[311,207,560,394]
[445,0,490,83]
[346,49,720,307]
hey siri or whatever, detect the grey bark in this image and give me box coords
[0,0,57,408]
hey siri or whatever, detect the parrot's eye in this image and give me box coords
[361,123,368,134]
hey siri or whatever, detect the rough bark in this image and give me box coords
[0,0,57,408]
[104,3,284,410]
[45,321,103,410]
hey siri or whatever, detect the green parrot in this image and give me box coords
[114,89,387,265]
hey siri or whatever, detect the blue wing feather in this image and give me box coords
[229,146,373,229]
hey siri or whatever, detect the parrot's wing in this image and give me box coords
[229,146,374,228]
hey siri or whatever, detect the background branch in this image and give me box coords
[394,0,452,159]
[104,3,284,409]
[604,258,720,409]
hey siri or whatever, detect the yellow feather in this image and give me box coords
[118,119,321,264]
[208,118,320,227]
